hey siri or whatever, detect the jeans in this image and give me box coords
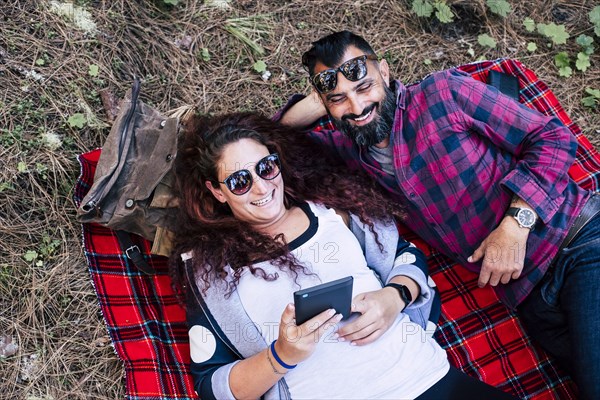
[519,211,600,400]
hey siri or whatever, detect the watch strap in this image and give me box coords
[384,283,412,311]
[505,207,520,218]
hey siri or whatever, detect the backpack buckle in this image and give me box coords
[125,245,141,260]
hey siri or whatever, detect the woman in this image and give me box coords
[169,113,515,399]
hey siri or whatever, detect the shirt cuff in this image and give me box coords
[500,167,561,224]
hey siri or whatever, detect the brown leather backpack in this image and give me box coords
[77,79,187,271]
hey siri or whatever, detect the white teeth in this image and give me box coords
[354,109,372,122]
[251,191,273,206]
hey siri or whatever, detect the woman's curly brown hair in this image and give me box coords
[169,112,404,299]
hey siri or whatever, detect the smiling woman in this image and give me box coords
[168,112,517,400]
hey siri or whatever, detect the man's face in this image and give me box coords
[313,46,395,147]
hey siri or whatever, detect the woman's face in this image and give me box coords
[206,138,287,230]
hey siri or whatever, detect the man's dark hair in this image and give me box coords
[302,30,376,75]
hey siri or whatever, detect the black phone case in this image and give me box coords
[294,276,353,325]
[487,70,520,101]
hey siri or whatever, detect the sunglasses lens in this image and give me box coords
[311,56,371,93]
[313,70,337,93]
[225,170,252,195]
[342,57,368,81]
[257,154,281,180]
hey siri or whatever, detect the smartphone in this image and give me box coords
[294,276,353,325]
[487,70,520,101]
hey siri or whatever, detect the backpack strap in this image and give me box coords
[115,230,156,275]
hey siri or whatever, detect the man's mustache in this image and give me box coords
[342,102,378,121]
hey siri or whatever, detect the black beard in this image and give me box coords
[332,85,396,147]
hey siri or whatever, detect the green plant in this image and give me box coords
[554,52,572,77]
[252,60,267,73]
[485,0,511,17]
[411,0,454,23]
[523,14,597,77]
[88,64,99,77]
[582,88,600,108]
[536,23,570,45]
[67,113,86,129]
[224,15,270,56]
[478,34,497,49]
[591,6,600,36]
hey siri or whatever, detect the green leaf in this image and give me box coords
[412,0,434,17]
[486,0,511,17]
[68,113,86,129]
[478,33,497,48]
[200,48,211,62]
[527,42,537,52]
[558,66,572,78]
[24,250,38,262]
[554,51,570,68]
[163,0,179,5]
[576,34,594,48]
[252,60,267,73]
[434,2,454,23]
[576,53,591,72]
[590,6,600,25]
[467,47,475,57]
[582,96,597,108]
[537,23,570,45]
[583,45,595,56]
[523,18,536,32]
[88,64,99,77]
[423,58,432,65]
[35,58,45,66]
[17,162,28,173]
[585,88,600,98]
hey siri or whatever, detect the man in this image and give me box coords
[278,30,600,398]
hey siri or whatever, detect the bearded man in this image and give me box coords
[278,30,600,398]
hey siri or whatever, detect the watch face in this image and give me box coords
[517,209,536,227]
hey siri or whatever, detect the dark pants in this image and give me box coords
[518,212,600,400]
[416,366,518,400]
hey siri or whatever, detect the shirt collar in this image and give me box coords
[392,79,407,110]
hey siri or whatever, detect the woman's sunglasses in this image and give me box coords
[218,153,281,196]
[309,54,378,94]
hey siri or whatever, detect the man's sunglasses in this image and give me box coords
[309,54,378,94]
[218,153,281,196]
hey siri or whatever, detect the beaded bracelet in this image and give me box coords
[270,340,297,369]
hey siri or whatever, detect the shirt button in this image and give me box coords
[125,199,134,208]
[409,193,416,198]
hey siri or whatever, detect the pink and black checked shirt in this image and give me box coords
[287,69,591,309]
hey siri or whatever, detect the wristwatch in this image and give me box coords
[505,207,537,230]
[384,283,413,311]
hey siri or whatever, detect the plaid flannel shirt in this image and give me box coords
[283,69,590,309]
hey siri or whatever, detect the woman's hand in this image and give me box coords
[335,288,402,346]
[275,303,342,365]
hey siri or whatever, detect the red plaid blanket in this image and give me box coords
[74,58,600,399]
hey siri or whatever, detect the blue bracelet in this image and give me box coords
[270,340,297,369]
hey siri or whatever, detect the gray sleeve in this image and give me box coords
[211,360,242,400]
